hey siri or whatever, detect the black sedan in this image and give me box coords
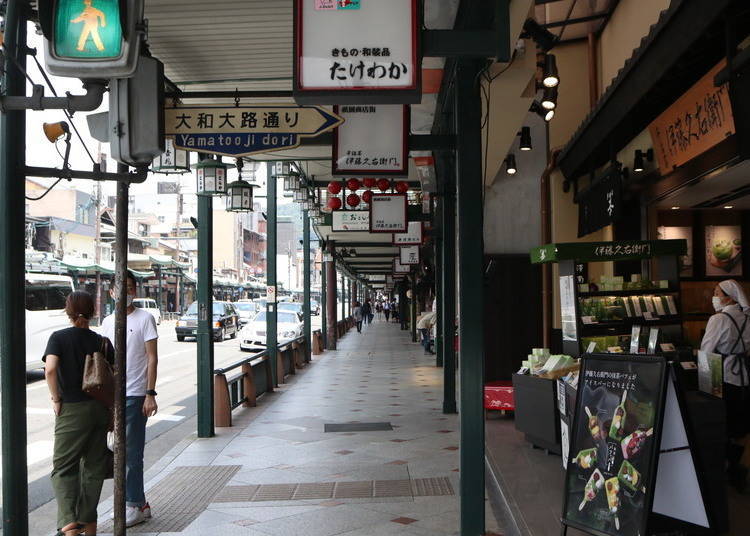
[175,301,240,342]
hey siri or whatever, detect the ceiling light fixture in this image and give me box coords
[505,154,517,175]
[542,54,559,88]
[541,87,558,110]
[519,126,532,151]
[633,149,654,173]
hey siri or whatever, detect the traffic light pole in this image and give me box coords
[197,192,214,438]
[266,163,278,386]
[0,2,29,532]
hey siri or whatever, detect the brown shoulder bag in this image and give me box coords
[82,336,114,408]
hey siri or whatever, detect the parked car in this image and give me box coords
[310,300,320,315]
[233,301,257,327]
[175,301,239,342]
[277,301,303,315]
[239,310,303,351]
[252,297,267,312]
[133,297,161,325]
[25,273,74,370]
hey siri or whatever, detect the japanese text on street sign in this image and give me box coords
[333,105,407,175]
[332,210,370,231]
[393,221,422,245]
[298,0,417,90]
[164,105,343,157]
[400,245,420,265]
[370,194,407,233]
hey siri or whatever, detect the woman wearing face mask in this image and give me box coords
[700,279,750,492]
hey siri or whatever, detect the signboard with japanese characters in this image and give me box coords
[400,245,420,265]
[294,0,420,104]
[393,220,422,245]
[393,257,411,274]
[370,193,408,233]
[333,105,408,175]
[332,210,370,231]
[649,60,735,174]
[578,165,623,238]
[164,105,343,157]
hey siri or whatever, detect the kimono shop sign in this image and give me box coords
[400,245,420,265]
[164,105,344,157]
[393,221,422,245]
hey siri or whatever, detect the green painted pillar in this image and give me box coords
[321,255,328,348]
[434,193,444,367]
[0,2,28,531]
[303,210,311,362]
[197,192,214,438]
[441,161,457,413]
[326,242,337,349]
[267,162,278,385]
[411,275,418,343]
[456,59,485,536]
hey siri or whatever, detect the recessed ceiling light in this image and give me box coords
[671,206,680,210]
[724,205,734,209]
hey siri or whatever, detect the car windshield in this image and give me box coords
[252,311,298,324]
[25,281,72,311]
[278,302,302,312]
[234,303,255,312]
[185,302,226,315]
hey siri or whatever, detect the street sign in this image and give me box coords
[40,0,144,78]
[267,285,277,303]
[165,105,344,158]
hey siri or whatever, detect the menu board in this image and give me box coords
[560,275,578,343]
[562,355,666,536]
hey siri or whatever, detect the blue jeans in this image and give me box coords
[125,396,147,507]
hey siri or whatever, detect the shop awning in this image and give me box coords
[556,0,734,180]
[148,254,191,269]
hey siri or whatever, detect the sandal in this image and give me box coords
[56,523,84,536]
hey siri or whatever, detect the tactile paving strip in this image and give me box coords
[100,465,240,533]
[214,477,454,503]
[324,422,393,432]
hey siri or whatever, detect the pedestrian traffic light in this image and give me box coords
[38,0,144,78]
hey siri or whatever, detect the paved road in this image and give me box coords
[18,316,321,513]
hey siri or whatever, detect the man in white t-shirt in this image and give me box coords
[101,271,159,527]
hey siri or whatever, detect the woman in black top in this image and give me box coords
[45,291,113,536]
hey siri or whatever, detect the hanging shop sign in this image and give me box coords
[705,225,742,277]
[370,193,408,233]
[400,245,420,265]
[164,105,343,158]
[332,210,370,231]
[393,221,422,245]
[578,165,623,238]
[293,0,420,104]
[531,240,688,265]
[649,60,735,174]
[333,105,409,175]
[562,355,713,536]
[393,258,411,274]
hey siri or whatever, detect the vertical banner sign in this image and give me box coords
[370,193,408,233]
[562,355,666,536]
[393,221,423,245]
[333,105,409,175]
[294,0,420,104]
[400,245,420,265]
[578,166,623,238]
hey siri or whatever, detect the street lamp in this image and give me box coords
[226,158,258,212]
[152,138,191,174]
[196,158,228,196]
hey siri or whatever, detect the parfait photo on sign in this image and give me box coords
[705,225,742,276]
[562,355,665,536]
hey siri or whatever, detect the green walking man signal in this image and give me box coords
[70,0,109,53]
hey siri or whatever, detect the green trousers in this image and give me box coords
[51,400,110,529]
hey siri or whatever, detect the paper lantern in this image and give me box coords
[363,178,376,188]
[327,197,342,211]
[377,178,390,192]
[328,181,342,194]
[346,178,361,191]
[395,181,409,194]
[362,190,373,204]
[346,193,361,207]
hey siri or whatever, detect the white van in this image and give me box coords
[25,273,75,371]
[133,297,161,325]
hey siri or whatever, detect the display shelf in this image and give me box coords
[580,317,682,335]
[578,288,678,297]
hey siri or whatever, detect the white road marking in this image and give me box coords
[27,440,54,465]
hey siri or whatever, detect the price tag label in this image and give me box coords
[680,361,698,370]
[581,316,597,325]
[643,311,654,320]
[660,343,676,352]
[586,341,597,354]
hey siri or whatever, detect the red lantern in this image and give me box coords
[377,178,390,192]
[346,178,361,191]
[395,181,409,194]
[327,197,342,211]
[346,193,361,207]
[362,190,373,204]
[327,181,342,194]
[363,178,376,188]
